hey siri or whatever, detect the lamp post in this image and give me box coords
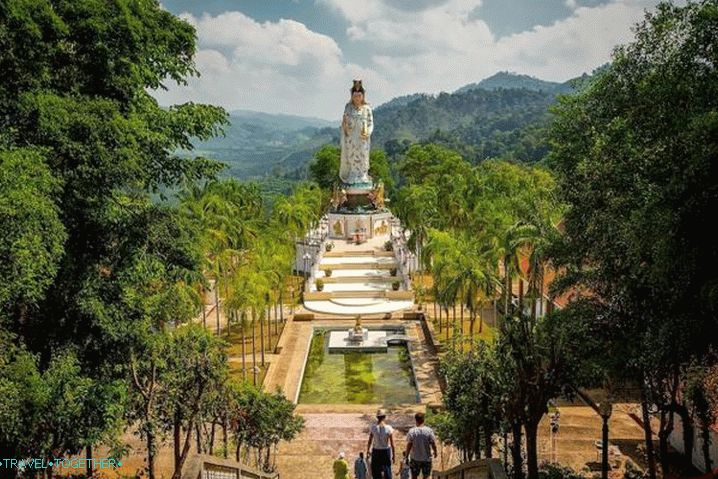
[598,399,613,479]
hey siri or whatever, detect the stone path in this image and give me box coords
[275,412,457,479]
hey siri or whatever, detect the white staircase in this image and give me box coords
[303,248,414,316]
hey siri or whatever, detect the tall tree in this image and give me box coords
[549,1,718,474]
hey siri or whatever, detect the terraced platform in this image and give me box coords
[303,238,415,316]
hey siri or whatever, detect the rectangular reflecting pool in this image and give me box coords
[298,329,419,404]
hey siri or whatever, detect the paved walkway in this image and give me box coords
[275,412,457,479]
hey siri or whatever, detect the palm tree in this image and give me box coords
[395,185,439,308]
[425,230,499,345]
[180,180,261,335]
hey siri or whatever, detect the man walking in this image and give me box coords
[405,412,437,479]
[366,409,395,479]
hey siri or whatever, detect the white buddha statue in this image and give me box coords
[339,79,374,187]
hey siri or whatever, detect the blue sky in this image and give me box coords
[154,0,665,119]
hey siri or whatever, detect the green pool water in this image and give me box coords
[298,330,419,404]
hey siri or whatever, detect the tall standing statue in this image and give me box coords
[340,79,374,186]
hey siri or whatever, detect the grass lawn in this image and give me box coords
[429,311,497,346]
[229,360,268,386]
[224,319,285,357]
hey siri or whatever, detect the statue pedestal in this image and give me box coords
[347,327,369,343]
[343,186,373,209]
[327,210,393,240]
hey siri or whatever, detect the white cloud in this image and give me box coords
[153,0,661,119]
[153,10,382,120]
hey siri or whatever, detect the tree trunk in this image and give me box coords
[196,423,202,454]
[147,427,156,479]
[279,291,284,323]
[223,417,228,459]
[438,304,442,332]
[511,421,524,479]
[241,310,247,381]
[172,385,206,479]
[503,256,511,328]
[524,421,539,479]
[209,421,216,455]
[673,403,694,471]
[252,308,257,385]
[274,301,279,339]
[174,410,181,471]
[640,388,657,479]
[446,307,450,341]
[260,306,266,366]
[658,409,672,475]
[215,283,221,335]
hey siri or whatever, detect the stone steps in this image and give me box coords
[320,275,400,283]
[324,250,395,257]
[304,290,412,300]
[319,262,397,270]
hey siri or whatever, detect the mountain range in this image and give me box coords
[189,71,590,179]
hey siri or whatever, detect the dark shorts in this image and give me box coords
[409,459,432,478]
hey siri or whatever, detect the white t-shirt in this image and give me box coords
[371,423,394,450]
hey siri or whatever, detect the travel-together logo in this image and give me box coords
[1,457,122,473]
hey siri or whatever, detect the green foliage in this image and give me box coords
[435,341,499,462]
[309,144,341,189]
[369,149,395,192]
[537,463,584,479]
[0,333,126,466]
[548,1,718,473]
[0,0,231,472]
[374,88,559,164]
[0,148,66,313]
[229,382,304,472]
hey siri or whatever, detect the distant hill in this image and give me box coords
[375,93,431,111]
[227,109,333,131]
[188,71,594,180]
[455,71,572,94]
[187,111,336,178]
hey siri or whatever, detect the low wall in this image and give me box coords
[432,458,507,479]
[182,454,280,479]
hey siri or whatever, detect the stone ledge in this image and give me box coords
[293,313,315,321]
